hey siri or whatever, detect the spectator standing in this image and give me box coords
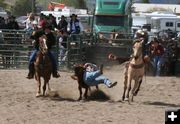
[49,14,57,30]
[57,15,68,33]
[68,14,84,35]
[0,17,6,29]
[25,13,35,35]
[150,38,165,76]
[6,16,19,30]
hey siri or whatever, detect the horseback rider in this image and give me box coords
[26,24,60,79]
[134,29,149,56]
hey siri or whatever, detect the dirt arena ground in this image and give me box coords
[0,64,180,124]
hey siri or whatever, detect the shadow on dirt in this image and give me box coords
[44,90,110,102]
[88,90,110,101]
[143,101,180,107]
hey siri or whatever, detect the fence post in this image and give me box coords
[56,37,59,70]
[66,36,71,69]
[79,34,81,63]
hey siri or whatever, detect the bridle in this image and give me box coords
[130,40,145,69]
[39,37,48,55]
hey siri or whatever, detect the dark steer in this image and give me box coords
[71,64,98,100]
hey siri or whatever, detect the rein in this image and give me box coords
[129,54,145,69]
[39,38,48,55]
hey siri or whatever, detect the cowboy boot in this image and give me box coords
[108,82,117,88]
[26,64,34,79]
[26,72,34,79]
[52,71,60,78]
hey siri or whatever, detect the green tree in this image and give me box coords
[11,0,32,16]
[77,0,86,9]
[142,0,149,3]
[0,0,7,9]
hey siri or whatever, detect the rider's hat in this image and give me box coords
[136,29,145,35]
[153,37,159,43]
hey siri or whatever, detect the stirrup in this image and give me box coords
[26,73,34,79]
[53,72,60,78]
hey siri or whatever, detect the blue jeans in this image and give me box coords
[26,28,34,36]
[29,49,37,62]
[152,56,165,76]
[29,49,57,72]
[83,70,112,87]
[29,49,37,71]
[48,51,57,72]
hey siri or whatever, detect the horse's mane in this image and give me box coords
[133,39,143,44]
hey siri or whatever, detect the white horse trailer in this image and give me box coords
[150,17,180,33]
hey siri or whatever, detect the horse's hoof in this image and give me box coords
[134,90,139,96]
[36,93,41,97]
[122,96,125,101]
[124,98,129,101]
[77,97,82,101]
[128,102,132,105]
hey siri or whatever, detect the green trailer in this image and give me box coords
[93,0,132,33]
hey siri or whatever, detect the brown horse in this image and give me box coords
[71,64,99,100]
[34,35,52,97]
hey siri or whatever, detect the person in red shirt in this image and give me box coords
[150,38,165,76]
[38,14,46,29]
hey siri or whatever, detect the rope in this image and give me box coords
[144,64,147,84]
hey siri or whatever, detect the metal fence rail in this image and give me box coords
[0,30,94,70]
[0,29,136,70]
[0,30,31,69]
[84,32,134,65]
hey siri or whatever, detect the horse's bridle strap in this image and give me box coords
[129,63,144,69]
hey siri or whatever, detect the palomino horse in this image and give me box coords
[34,35,52,97]
[122,39,145,103]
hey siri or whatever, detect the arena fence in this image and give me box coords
[0,29,31,69]
[0,30,95,70]
[84,32,133,65]
[0,30,134,70]
[1,29,179,75]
